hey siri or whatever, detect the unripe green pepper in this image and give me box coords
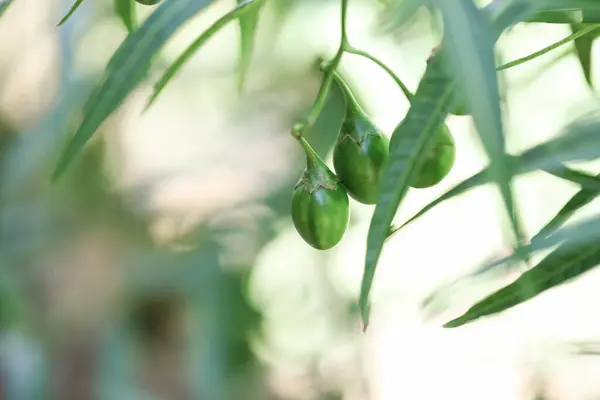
[410,125,456,188]
[292,137,350,250]
[332,74,390,205]
[135,0,161,5]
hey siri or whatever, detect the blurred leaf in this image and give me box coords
[377,0,427,35]
[531,172,600,243]
[236,0,263,93]
[114,0,137,33]
[434,0,525,256]
[360,54,454,329]
[444,234,600,328]
[145,0,264,110]
[58,0,84,26]
[392,114,600,235]
[543,165,600,191]
[0,0,12,17]
[52,0,213,181]
[571,22,598,88]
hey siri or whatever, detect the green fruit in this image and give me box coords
[411,126,456,188]
[333,113,389,204]
[292,137,350,250]
[448,93,469,116]
[332,73,390,204]
[135,0,162,5]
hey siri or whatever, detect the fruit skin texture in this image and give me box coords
[333,111,389,204]
[448,93,469,116]
[411,126,456,189]
[292,139,350,250]
[135,0,162,5]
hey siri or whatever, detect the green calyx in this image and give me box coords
[410,125,456,188]
[332,73,390,204]
[292,137,350,250]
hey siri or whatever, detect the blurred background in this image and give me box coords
[2,0,600,399]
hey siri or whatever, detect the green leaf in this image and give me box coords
[58,0,84,26]
[145,0,263,110]
[236,0,263,93]
[115,0,137,33]
[444,232,600,328]
[435,0,525,259]
[532,172,600,243]
[0,0,12,17]
[571,22,597,88]
[360,53,454,329]
[52,0,214,181]
[543,165,600,191]
[391,113,600,235]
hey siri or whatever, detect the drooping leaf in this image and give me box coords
[360,53,454,329]
[444,233,600,328]
[145,0,263,110]
[58,0,84,26]
[390,113,600,236]
[570,22,597,88]
[115,0,137,33]
[52,0,213,181]
[236,0,263,93]
[532,172,600,243]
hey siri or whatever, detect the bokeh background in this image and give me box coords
[2,0,600,399]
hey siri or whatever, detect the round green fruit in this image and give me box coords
[448,94,469,116]
[333,113,389,205]
[411,126,456,189]
[292,182,350,250]
[292,137,350,250]
[135,0,162,5]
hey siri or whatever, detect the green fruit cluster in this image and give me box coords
[291,75,457,250]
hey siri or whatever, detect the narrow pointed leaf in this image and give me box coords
[236,0,262,93]
[360,54,454,328]
[52,0,213,181]
[391,114,600,235]
[434,0,525,256]
[571,22,596,88]
[532,172,600,242]
[58,0,84,26]
[145,0,263,110]
[543,166,600,191]
[115,0,137,33]
[444,237,600,328]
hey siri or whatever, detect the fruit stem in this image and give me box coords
[331,71,366,116]
[344,46,414,101]
[296,136,320,166]
[290,0,349,139]
[333,71,365,114]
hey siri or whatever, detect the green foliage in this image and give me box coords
[52,0,213,181]
[37,0,600,333]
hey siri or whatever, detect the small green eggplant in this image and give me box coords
[292,137,350,250]
[410,125,456,188]
[332,73,390,205]
[135,0,162,5]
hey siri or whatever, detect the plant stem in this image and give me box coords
[497,24,600,71]
[345,46,414,100]
[292,0,349,137]
[331,70,365,114]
